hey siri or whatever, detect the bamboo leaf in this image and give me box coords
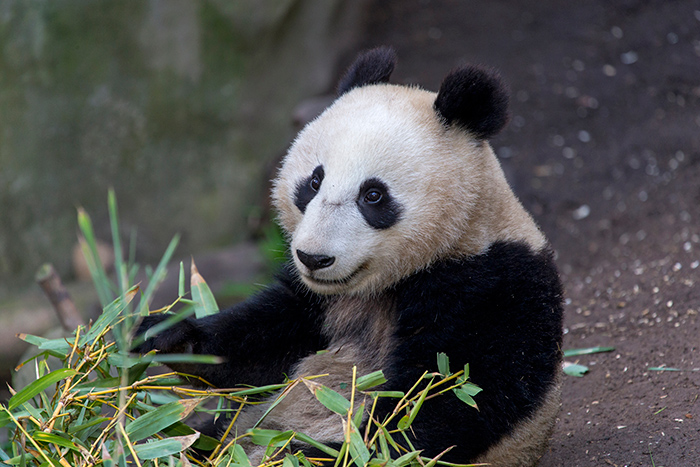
[81,285,139,345]
[348,423,370,467]
[78,207,114,307]
[68,417,111,434]
[453,388,477,409]
[248,429,293,448]
[370,391,404,398]
[108,189,127,296]
[126,399,200,442]
[264,430,295,458]
[393,450,421,467]
[17,334,71,356]
[563,346,615,357]
[437,352,450,376]
[190,258,219,318]
[231,444,252,467]
[398,379,432,431]
[161,423,220,452]
[32,432,80,451]
[353,402,364,429]
[458,382,482,397]
[178,261,185,297]
[0,411,11,428]
[563,362,589,377]
[355,370,387,391]
[139,234,180,316]
[151,354,224,365]
[283,453,300,467]
[8,368,78,410]
[303,380,350,415]
[293,433,340,457]
[132,433,199,460]
[231,383,290,397]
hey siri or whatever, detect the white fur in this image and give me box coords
[272,84,545,296]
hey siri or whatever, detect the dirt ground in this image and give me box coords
[355,1,700,466]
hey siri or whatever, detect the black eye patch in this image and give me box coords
[357,178,402,230]
[294,165,324,214]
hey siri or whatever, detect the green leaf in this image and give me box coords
[81,285,139,345]
[8,368,78,410]
[230,383,293,397]
[108,189,127,297]
[78,207,114,307]
[453,388,477,409]
[353,402,364,429]
[126,399,200,442]
[32,432,80,451]
[132,433,199,460]
[397,414,411,431]
[370,391,405,398]
[356,370,387,391]
[231,444,252,467]
[16,334,70,357]
[283,453,300,467]
[190,258,219,318]
[178,261,185,297]
[437,352,450,376]
[563,362,589,377]
[73,377,121,394]
[139,234,180,316]
[304,380,350,415]
[458,382,482,397]
[151,354,224,365]
[264,430,295,458]
[347,423,370,467]
[647,366,698,372]
[107,351,152,369]
[393,450,421,467]
[68,417,111,434]
[0,410,12,428]
[398,379,432,431]
[161,423,220,452]
[293,433,340,457]
[248,429,292,448]
[563,346,615,357]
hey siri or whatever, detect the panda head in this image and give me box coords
[273,47,541,296]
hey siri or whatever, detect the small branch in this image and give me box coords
[35,263,85,331]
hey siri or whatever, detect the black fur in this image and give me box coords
[356,177,403,230]
[134,241,562,463]
[337,46,397,96]
[294,165,324,214]
[135,264,328,388]
[433,65,509,140]
[383,241,563,460]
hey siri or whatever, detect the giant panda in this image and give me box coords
[136,47,563,467]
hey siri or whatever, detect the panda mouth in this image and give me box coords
[306,262,368,286]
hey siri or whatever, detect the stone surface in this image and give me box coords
[0,0,363,299]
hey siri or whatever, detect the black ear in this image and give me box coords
[337,46,397,96]
[433,65,509,140]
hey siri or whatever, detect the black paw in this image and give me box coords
[132,314,198,355]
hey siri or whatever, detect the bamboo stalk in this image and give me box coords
[35,263,85,331]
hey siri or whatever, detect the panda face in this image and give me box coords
[273,85,488,295]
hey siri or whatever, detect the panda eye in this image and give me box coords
[310,175,321,191]
[364,189,383,204]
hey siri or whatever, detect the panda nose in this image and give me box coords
[296,249,335,271]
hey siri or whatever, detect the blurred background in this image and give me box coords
[1,1,699,464]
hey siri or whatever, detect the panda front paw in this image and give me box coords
[132,314,198,355]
